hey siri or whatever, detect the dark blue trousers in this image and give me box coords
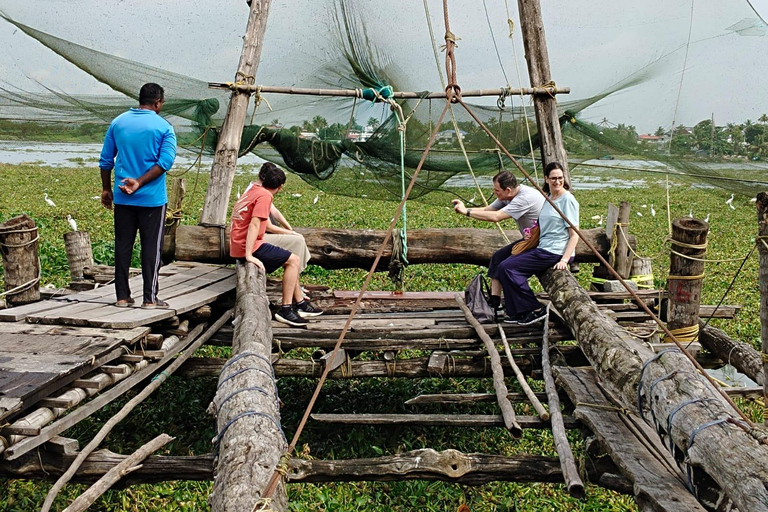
[498,247,563,317]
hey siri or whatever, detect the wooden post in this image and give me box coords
[63,231,94,282]
[0,214,40,305]
[667,218,707,339]
[610,202,632,279]
[162,177,186,264]
[757,192,768,426]
[455,294,523,438]
[630,257,654,290]
[516,0,570,182]
[209,262,287,511]
[199,0,273,227]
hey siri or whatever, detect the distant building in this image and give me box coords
[299,131,319,140]
[436,129,466,144]
[638,133,669,144]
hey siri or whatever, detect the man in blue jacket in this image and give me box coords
[99,83,176,309]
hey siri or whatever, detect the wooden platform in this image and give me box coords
[0,262,236,329]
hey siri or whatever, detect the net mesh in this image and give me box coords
[0,0,767,202]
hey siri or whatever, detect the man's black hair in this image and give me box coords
[139,83,164,106]
[259,162,287,189]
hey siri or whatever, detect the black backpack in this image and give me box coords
[465,273,495,324]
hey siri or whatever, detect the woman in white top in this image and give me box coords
[497,162,580,326]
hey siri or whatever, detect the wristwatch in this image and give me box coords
[466,209,472,218]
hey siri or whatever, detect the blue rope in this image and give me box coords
[221,351,274,375]
[218,385,280,413]
[218,367,274,390]
[684,418,730,493]
[214,411,286,454]
[666,398,716,453]
[637,348,681,413]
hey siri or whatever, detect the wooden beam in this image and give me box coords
[310,414,576,429]
[516,0,569,179]
[199,0,273,227]
[757,191,768,427]
[209,262,287,512]
[175,226,626,267]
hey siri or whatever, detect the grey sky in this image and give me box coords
[0,0,767,133]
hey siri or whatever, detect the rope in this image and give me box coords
[666,273,705,281]
[663,324,699,344]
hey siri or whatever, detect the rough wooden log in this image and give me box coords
[516,0,569,180]
[63,231,93,281]
[541,310,584,498]
[62,434,174,512]
[208,262,287,512]
[0,214,40,305]
[667,218,708,339]
[0,449,632,492]
[175,226,626,267]
[699,323,764,386]
[178,354,542,379]
[758,191,768,426]
[310,414,575,429]
[162,177,185,264]
[540,267,768,511]
[199,0,273,227]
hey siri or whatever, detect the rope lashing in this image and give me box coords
[213,410,286,454]
[150,370,170,383]
[666,273,705,281]
[360,85,394,103]
[535,80,557,99]
[629,274,654,289]
[666,398,716,452]
[217,385,279,413]
[663,324,699,343]
[608,222,628,262]
[218,367,275,390]
[637,348,681,413]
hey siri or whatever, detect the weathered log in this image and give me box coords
[758,191,768,426]
[667,218,707,339]
[0,214,40,305]
[541,311,584,498]
[178,354,543,379]
[455,295,521,437]
[699,322,764,386]
[199,0,273,227]
[62,434,174,512]
[610,202,632,278]
[162,177,185,264]
[516,0,569,180]
[208,262,287,512]
[498,325,549,421]
[630,257,654,290]
[175,226,627,268]
[0,449,632,492]
[63,231,93,281]
[540,267,768,511]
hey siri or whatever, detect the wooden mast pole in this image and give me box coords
[199,0,273,228]
[516,0,570,183]
[757,192,768,426]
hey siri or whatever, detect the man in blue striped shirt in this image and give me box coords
[99,83,176,309]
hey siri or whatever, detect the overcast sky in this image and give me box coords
[0,0,767,133]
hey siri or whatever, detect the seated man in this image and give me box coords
[229,162,322,327]
[452,171,545,316]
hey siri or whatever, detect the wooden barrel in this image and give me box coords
[0,214,40,305]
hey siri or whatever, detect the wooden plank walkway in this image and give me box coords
[0,262,236,328]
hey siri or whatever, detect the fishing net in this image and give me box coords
[0,0,767,202]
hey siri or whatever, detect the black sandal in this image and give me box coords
[115,298,135,307]
[141,299,170,310]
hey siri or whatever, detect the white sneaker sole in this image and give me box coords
[297,310,323,318]
[274,313,308,327]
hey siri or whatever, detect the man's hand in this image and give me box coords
[101,189,113,210]
[246,254,265,271]
[119,178,141,195]
[452,199,467,215]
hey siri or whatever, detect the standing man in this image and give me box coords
[99,83,176,309]
[452,171,544,316]
[229,162,323,327]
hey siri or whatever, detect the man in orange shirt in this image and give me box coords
[229,163,322,327]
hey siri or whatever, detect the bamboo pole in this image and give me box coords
[540,305,584,498]
[498,324,549,421]
[757,192,768,426]
[62,434,174,512]
[455,294,522,438]
[40,311,232,512]
[208,82,569,99]
[199,0,273,227]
